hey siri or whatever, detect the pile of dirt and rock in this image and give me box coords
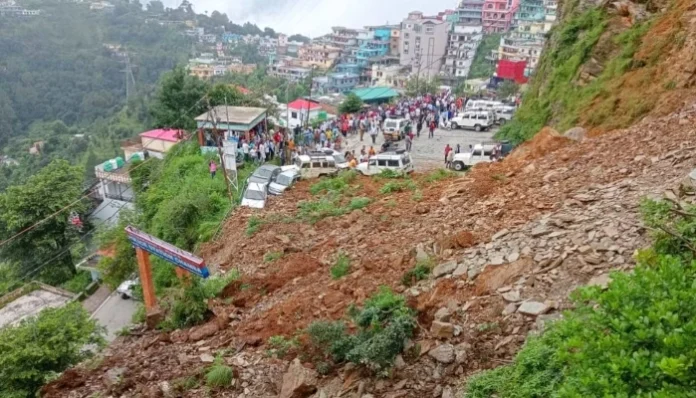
[44,103,696,397]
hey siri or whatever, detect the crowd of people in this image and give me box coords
[206,90,481,173]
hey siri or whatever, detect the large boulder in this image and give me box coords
[564,127,587,141]
[431,321,455,339]
[433,261,458,278]
[428,344,455,364]
[189,322,219,342]
[280,359,318,398]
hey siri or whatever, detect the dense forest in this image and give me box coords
[0,0,288,191]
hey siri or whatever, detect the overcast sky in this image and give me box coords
[161,0,457,37]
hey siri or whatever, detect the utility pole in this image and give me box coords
[122,53,137,100]
[206,101,234,203]
[305,66,316,128]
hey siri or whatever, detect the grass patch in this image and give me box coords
[310,171,357,195]
[380,180,417,195]
[330,253,351,280]
[401,260,432,287]
[267,335,299,359]
[385,199,397,208]
[411,190,423,202]
[246,216,264,237]
[423,169,456,184]
[264,251,284,263]
[298,195,371,223]
[172,376,199,392]
[201,271,239,299]
[377,169,406,179]
[205,358,234,388]
[468,34,503,79]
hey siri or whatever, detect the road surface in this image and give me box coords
[343,126,497,171]
[90,291,139,342]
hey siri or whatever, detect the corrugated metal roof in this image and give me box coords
[351,86,400,101]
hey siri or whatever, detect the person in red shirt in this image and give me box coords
[429,119,436,139]
[444,144,451,165]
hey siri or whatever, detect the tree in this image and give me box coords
[150,66,209,130]
[339,93,364,114]
[497,80,519,99]
[0,160,86,284]
[146,0,164,13]
[0,303,104,397]
[288,34,311,43]
[263,27,277,38]
[405,76,441,97]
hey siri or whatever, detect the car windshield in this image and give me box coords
[276,175,293,186]
[244,189,265,200]
[385,121,397,128]
[254,169,273,178]
[333,154,346,163]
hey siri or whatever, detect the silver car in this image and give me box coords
[269,171,299,196]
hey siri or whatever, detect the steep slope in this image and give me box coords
[499,0,696,142]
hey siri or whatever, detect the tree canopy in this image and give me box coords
[339,93,365,114]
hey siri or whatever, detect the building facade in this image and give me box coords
[399,11,450,80]
[441,25,483,82]
[482,0,519,33]
[269,63,311,82]
[298,44,341,69]
[457,0,485,26]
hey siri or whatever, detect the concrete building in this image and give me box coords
[399,11,450,80]
[0,283,75,329]
[372,64,410,88]
[269,63,311,82]
[140,129,185,159]
[286,99,322,128]
[457,0,485,25]
[482,0,520,33]
[298,44,341,69]
[442,25,483,82]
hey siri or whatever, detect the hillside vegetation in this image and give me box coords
[498,0,696,143]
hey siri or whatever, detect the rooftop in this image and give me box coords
[140,128,185,143]
[195,106,268,125]
[352,86,400,101]
[288,99,322,110]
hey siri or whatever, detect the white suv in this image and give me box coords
[450,111,495,132]
[356,151,414,176]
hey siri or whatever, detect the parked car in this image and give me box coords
[356,150,414,176]
[451,141,515,171]
[269,170,299,195]
[117,277,139,299]
[383,118,410,142]
[450,111,495,132]
[493,106,516,125]
[310,149,350,170]
[294,154,339,179]
[241,182,268,208]
[248,165,281,185]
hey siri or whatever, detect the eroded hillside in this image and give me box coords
[499,0,696,142]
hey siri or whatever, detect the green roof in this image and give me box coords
[351,86,400,102]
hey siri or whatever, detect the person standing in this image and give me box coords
[444,144,452,166]
[429,119,436,139]
[446,148,454,169]
[242,140,249,162]
[369,122,378,144]
[406,132,413,152]
[208,160,217,179]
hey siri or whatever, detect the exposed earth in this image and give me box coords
[43,102,696,397]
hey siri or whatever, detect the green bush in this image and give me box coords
[401,261,432,287]
[305,287,416,372]
[201,271,240,299]
[172,376,199,392]
[348,197,371,211]
[0,303,104,397]
[377,169,405,179]
[59,271,92,294]
[161,279,210,330]
[330,253,351,280]
[466,198,696,397]
[423,169,456,184]
[205,358,234,388]
[297,195,370,223]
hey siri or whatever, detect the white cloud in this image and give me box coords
[161,0,457,37]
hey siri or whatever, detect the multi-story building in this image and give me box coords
[482,0,519,33]
[372,64,410,88]
[365,25,401,57]
[399,11,450,80]
[269,63,311,82]
[457,0,485,25]
[441,25,483,82]
[298,44,341,69]
[514,0,545,26]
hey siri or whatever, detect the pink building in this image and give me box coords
[482,0,519,33]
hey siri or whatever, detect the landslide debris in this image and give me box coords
[44,102,696,397]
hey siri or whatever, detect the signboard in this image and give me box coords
[223,140,237,172]
[125,226,209,278]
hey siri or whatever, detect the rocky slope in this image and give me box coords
[43,101,696,397]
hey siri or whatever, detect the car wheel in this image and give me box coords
[451,122,459,130]
[454,162,465,172]
[121,293,130,299]
[475,124,482,132]
[498,119,507,125]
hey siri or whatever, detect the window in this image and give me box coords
[404,32,410,39]
[477,114,488,120]
[327,160,336,167]
[387,159,400,167]
[377,159,388,167]
[414,24,422,33]
[402,156,411,165]
[369,159,377,166]
[472,150,482,156]
[312,161,322,168]
[426,26,434,34]
[291,112,298,119]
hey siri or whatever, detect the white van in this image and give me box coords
[356,151,414,176]
[465,99,505,111]
[450,111,495,132]
[294,154,339,179]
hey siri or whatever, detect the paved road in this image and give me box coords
[343,126,497,171]
[90,291,139,342]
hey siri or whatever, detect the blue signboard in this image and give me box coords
[125,226,210,278]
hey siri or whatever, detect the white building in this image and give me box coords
[399,11,451,80]
[442,25,483,81]
[372,64,409,88]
